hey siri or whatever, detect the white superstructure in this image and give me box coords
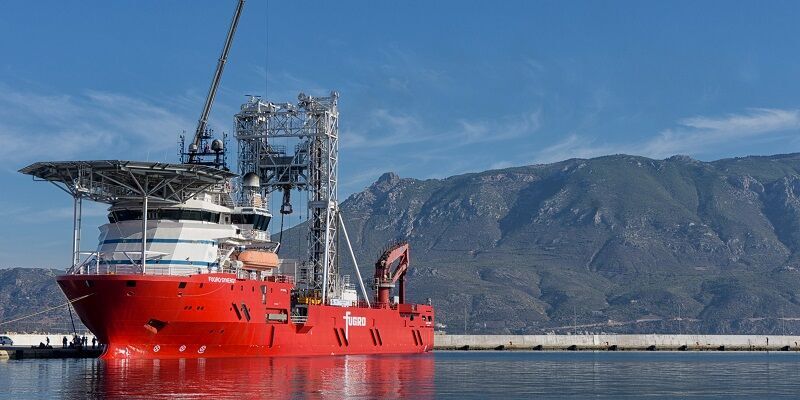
[19,161,277,278]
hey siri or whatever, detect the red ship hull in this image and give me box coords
[57,273,434,359]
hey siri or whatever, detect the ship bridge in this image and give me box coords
[19,160,237,273]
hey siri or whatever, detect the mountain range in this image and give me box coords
[281,152,800,334]
[4,152,800,335]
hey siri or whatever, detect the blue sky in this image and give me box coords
[2,0,800,267]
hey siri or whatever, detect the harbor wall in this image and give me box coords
[8,333,800,352]
[434,334,800,351]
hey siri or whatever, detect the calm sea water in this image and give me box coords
[1,351,799,399]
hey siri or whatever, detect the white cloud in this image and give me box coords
[523,57,546,75]
[0,84,194,165]
[640,108,800,159]
[255,69,330,103]
[489,160,516,170]
[342,108,432,149]
[455,109,541,144]
[536,134,617,163]
[536,108,800,163]
[377,45,450,90]
[343,107,542,151]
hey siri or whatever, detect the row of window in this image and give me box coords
[108,209,220,224]
[108,209,271,231]
[231,213,271,231]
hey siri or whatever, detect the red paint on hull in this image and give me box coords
[57,273,434,359]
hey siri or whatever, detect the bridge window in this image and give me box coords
[109,209,220,223]
[231,213,271,231]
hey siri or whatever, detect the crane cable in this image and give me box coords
[0,293,93,327]
[265,0,269,97]
[277,210,285,254]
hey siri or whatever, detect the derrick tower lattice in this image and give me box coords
[235,92,340,302]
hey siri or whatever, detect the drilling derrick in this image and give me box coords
[235,92,340,303]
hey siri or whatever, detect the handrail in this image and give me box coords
[66,259,297,284]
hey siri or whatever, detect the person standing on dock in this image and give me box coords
[92,337,97,349]
[62,336,67,348]
[45,337,50,347]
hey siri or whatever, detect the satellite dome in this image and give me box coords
[211,139,224,152]
[242,172,260,188]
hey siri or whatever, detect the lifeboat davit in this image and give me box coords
[238,250,279,270]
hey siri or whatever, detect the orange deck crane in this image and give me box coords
[374,242,410,307]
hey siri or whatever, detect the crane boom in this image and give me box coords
[374,242,410,306]
[189,0,245,163]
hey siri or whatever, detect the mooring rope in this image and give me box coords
[0,293,93,326]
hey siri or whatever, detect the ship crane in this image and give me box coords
[374,242,410,307]
[183,0,246,167]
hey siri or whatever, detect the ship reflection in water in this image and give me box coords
[86,355,434,399]
[6,352,800,399]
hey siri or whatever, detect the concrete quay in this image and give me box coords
[434,334,800,351]
[1,333,96,347]
[0,347,102,359]
[0,333,102,359]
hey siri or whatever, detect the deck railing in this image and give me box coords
[66,254,295,283]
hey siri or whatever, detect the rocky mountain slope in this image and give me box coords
[280,153,800,334]
[0,268,74,332]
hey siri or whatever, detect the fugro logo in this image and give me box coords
[342,311,366,341]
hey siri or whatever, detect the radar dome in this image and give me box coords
[242,172,260,188]
[211,139,224,152]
